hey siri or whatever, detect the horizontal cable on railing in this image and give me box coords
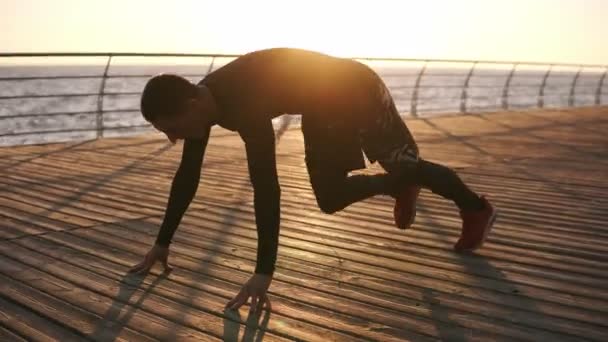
[0,74,208,81]
[0,93,100,100]
[3,52,604,68]
[0,124,153,138]
[0,110,99,119]
[1,52,606,146]
[0,75,103,81]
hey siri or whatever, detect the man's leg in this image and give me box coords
[380,155,497,251]
[301,105,397,215]
[360,79,483,210]
[407,157,497,251]
[375,125,499,252]
[380,157,484,212]
[360,80,497,250]
[307,167,396,214]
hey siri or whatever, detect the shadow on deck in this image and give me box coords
[0,107,607,341]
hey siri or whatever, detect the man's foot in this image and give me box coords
[454,196,497,251]
[394,185,421,229]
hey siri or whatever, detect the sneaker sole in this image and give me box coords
[399,210,416,230]
[460,208,498,252]
[396,197,419,230]
[396,187,421,230]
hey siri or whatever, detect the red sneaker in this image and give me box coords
[394,185,421,229]
[454,196,497,251]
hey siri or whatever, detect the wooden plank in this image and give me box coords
[2,169,601,284]
[0,197,99,228]
[95,216,608,316]
[0,205,86,234]
[5,169,607,286]
[4,171,601,316]
[1,108,607,341]
[1,175,604,306]
[78,223,608,340]
[10,168,608,260]
[3,198,604,332]
[5,151,608,247]
[3,236,426,342]
[0,191,129,226]
[10,226,480,340]
[0,254,156,341]
[2,160,604,308]
[0,214,49,239]
[0,247,231,342]
[194,206,608,283]
[13,142,604,214]
[44,214,604,340]
[0,325,27,342]
[1,180,160,221]
[12,140,606,222]
[0,295,86,342]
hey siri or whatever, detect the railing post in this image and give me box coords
[460,61,477,113]
[410,61,428,117]
[568,65,583,107]
[502,63,518,110]
[538,64,553,108]
[595,67,608,106]
[97,54,112,138]
[205,56,215,76]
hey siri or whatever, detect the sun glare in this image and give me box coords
[204,1,439,59]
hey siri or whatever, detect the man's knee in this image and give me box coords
[418,159,457,183]
[309,172,346,214]
[316,194,343,214]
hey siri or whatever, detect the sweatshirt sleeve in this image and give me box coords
[239,120,281,275]
[155,130,209,246]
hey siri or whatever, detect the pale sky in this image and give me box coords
[1,0,607,65]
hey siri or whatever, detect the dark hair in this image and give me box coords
[140,74,197,122]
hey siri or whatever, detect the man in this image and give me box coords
[129,48,497,315]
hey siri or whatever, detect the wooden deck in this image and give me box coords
[1,107,607,341]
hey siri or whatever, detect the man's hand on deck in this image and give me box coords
[128,244,173,274]
[225,273,273,314]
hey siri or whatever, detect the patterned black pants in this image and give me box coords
[306,80,482,214]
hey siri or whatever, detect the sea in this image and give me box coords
[1,56,606,146]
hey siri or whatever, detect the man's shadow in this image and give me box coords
[89,270,170,341]
[223,306,272,342]
[416,186,544,340]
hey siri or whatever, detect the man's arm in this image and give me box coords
[240,120,281,275]
[155,127,210,246]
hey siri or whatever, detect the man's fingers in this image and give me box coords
[256,295,267,314]
[225,289,245,309]
[250,295,258,313]
[129,252,152,273]
[224,297,237,310]
[228,290,249,310]
[231,296,248,310]
[257,295,270,312]
[162,257,172,272]
[128,261,145,273]
[263,295,272,311]
[134,260,154,275]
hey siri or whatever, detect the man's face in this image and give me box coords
[152,100,207,144]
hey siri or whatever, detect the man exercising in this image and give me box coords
[129,48,497,315]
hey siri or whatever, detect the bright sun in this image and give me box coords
[204,1,441,59]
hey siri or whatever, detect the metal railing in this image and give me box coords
[1,52,606,146]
